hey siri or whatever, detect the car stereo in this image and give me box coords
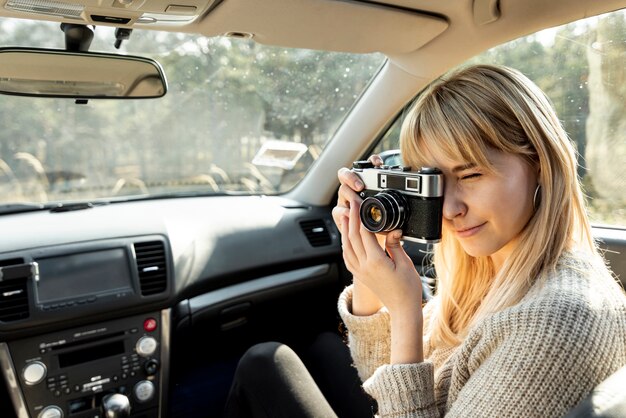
[0,310,170,418]
[35,248,134,307]
[0,236,170,332]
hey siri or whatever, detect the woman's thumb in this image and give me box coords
[385,230,405,259]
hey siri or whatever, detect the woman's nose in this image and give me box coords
[442,186,467,220]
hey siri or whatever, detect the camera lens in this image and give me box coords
[367,206,383,224]
[360,190,408,233]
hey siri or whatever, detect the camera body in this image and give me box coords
[352,161,444,243]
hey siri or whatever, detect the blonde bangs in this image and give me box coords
[401,82,516,175]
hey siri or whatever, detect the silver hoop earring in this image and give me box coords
[533,184,541,210]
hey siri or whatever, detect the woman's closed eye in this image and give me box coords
[460,172,482,181]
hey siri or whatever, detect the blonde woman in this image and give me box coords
[224,65,626,417]
[334,64,626,417]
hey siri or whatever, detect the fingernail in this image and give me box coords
[355,180,364,189]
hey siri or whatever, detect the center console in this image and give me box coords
[0,310,170,418]
[0,236,172,418]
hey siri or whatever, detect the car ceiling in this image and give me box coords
[1,0,624,78]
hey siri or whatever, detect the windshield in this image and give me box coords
[0,19,384,207]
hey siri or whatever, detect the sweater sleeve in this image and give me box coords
[364,362,440,418]
[339,285,441,417]
[337,285,391,381]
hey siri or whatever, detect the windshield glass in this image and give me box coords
[0,19,384,207]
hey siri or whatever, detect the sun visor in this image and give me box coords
[2,0,219,27]
[196,0,449,54]
[1,0,448,54]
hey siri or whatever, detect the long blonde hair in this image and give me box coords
[401,64,596,347]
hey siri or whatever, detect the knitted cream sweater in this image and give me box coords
[338,252,626,417]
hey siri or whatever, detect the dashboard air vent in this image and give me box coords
[0,258,29,322]
[300,219,332,247]
[134,241,168,296]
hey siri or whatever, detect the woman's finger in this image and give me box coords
[331,206,348,230]
[360,224,393,273]
[368,154,384,166]
[338,167,364,191]
[340,217,360,272]
[383,230,408,263]
[348,200,366,260]
[360,225,389,256]
[337,184,361,206]
[334,182,362,230]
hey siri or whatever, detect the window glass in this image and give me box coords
[373,9,626,227]
[0,19,385,207]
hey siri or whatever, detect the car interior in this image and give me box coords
[0,0,625,417]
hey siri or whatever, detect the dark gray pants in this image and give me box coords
[223,332,375,418]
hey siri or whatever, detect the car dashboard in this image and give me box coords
[0,196,342,418]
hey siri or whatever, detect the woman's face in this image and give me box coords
[425,147,538,269]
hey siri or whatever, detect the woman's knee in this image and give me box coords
[235,341,299,383]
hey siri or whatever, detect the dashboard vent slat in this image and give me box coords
[300,219,332,247]
[0,258,29,322]
[134,241,168,296]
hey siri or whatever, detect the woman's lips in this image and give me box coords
[455,222,486,238]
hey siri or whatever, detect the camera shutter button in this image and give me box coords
[352,160,374,169]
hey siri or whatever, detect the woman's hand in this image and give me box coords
[332,155,422,310]
[332,155,386,316]
[331,154,383,233]
[333,154,422,313]
[332,154,388,247]
[333,154,424,363]
[341,203,423,318]
[342,204,425,364]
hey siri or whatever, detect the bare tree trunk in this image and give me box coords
[585,16,626,199]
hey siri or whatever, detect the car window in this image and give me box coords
[0,19,385,207]
[372,9,626,228]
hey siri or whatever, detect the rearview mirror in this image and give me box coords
[0,48,167,99]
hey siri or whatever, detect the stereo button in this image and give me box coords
[144,318,157,332]
[144,359,159,375]
[23,361,47,385]
[135,336,157,357]
[37,405,63,418]
[134,380,155,402]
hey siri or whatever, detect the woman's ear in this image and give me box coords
[533,162,541,181]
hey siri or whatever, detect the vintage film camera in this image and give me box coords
[352,160,444,243]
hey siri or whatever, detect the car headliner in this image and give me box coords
[1,0,623,76]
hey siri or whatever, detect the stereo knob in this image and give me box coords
[144,359,159,376]
[135,336,157,357]
[133,380,155,403]
[23,361,47,385]
[37,405,63,418]
[102,393,131,418]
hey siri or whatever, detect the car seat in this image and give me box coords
[565,364,626,417]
